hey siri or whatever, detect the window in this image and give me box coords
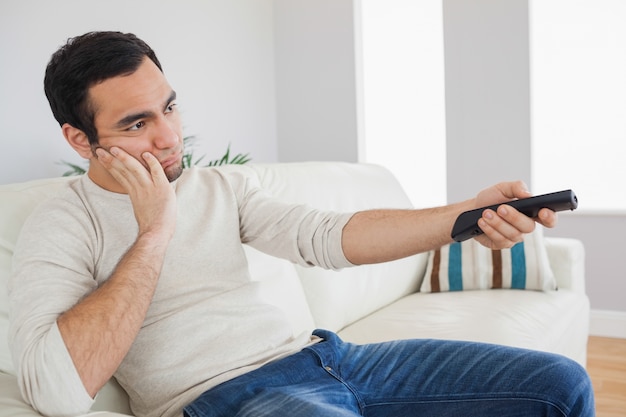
[359,0,447,208]
[531,0,626,211]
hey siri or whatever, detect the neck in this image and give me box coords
[87,160,127,194]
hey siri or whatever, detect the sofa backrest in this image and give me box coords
[248,162,428,332]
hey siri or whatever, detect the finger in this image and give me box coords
[477,206,533,247]
[496,205,536,235]
[475,180,531,210]
[512,180,532,199]
[537,208,558,229]
[141,152,168,183]
[95,147,130,187]
[478,210,520,246]
[475,222,516,250]
[96,147,149,189]
[109,147,148,175]
[498,180,531,200]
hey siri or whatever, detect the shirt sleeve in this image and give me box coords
[8,198,96,416]
[223,168,355,270]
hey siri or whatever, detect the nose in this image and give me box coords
[153,116,180,150]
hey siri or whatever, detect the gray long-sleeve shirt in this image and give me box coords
[8,166,353,417]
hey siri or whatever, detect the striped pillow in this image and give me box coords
[421,228,556,292]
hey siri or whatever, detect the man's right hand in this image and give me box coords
[95,146,177,242]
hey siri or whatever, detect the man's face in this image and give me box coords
[86,57,184,192]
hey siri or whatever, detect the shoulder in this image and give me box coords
[25,177,98,225]
[176,165,262,196]
[1,176,84,240]
[13,177,101,254]
[180,165,259,184]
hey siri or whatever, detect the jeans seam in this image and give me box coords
[363,396,569,417]
[183,406,200,417]
[305,346,366,415]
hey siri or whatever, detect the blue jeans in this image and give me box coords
[184,329,594,417]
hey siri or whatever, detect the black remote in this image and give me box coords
[451,189,578,242]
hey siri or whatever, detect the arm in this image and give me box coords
[57,148,176,397]
[342,181,558,265]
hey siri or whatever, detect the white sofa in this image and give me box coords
[0,162,589,417]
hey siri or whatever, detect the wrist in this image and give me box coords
[135,229,173,252]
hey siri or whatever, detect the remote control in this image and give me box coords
[451,189,578,242]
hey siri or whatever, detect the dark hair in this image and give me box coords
[44,31,162,145]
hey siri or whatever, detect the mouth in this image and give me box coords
[160,150,183,169]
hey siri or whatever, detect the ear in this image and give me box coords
[62,123,94,159]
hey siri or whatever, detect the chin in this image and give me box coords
[165,163,184,183]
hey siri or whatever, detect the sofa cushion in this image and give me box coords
[420,228,556,293]
[338,288,590,367]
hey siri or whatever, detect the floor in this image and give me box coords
[587,336,626,417]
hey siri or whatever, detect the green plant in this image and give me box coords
[204,143,252,167]
[57,160,88,177]
[58,136,251,177]
[182,136,251,168]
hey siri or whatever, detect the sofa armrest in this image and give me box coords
[544,237,586,293]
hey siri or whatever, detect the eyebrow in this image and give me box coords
[114,90,177,129]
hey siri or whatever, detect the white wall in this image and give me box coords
[0,0,278,184]
[443,0,531,202]
[273,0,360,162]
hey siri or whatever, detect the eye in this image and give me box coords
[128,121,145,131]
[165,102,178,114]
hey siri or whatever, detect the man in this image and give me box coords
[8,31,593,417]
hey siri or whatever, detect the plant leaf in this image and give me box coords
[57,160,87,176]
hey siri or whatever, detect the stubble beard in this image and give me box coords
[164,160,184,183]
